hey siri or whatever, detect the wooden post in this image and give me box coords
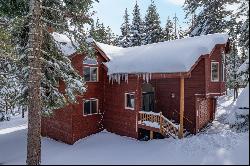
[150,131,154,140]
[179,77,185,139]
[160,112,162,133]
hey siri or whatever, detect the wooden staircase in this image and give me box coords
[138,111,180,139]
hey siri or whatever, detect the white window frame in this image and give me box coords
[84,66,99,82]
[83,98,99,116]
[211,62,220,82]
[125,92,135,110]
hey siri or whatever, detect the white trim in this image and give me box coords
[125,92,135,110]
[195,92,226,96]
[83,98,99,116]
[222,63,225,82]
[84,66,99,82]
[211,62,220,82]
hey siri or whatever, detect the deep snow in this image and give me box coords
[0,93,249,165]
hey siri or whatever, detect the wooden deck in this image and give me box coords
[138,111,180,139]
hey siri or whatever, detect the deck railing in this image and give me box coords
[138,111,179,138]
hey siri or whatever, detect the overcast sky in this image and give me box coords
[92,0,187,35]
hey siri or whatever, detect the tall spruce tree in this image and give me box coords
[184,0,236,36]
[144,0,163,44]
[90,19,117,45]
[130,1,145,46]
[237,0,249,49]
[119,8,132,48]
[163,17,175,41]
[0,0,97,113]
[0,0,97,164]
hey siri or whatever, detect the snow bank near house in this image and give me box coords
[236,84,249,109]
[96,33,229,75]
[237,58,249,74]
[217,88,249,132]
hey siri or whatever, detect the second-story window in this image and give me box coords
[84,67,98,82]
[211,62,220,82]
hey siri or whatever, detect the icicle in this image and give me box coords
[125,74,128,83]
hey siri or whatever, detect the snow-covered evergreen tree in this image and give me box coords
[237,0,249,49]
[0,0,97,112]
[184,0,235,36]
[163,17,175,41]
[130,1,145,46]
[226,42,242,100]
[144,0,163,44]
[119,8,132,48]
[0,57,20,116]
[90,19,117,45]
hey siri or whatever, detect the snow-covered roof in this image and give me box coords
[96,33,229,75]
[52,32,78,56]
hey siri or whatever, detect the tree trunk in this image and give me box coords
[22,107,25,118]
[26,0,43,165]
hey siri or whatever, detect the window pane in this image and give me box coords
[212,63,219,81]
[126,94,135,109]
[84,67,90,81]
[91,68,97,81]
[130,95,135,108]
[91,100,97,114]
[84,101,91,115]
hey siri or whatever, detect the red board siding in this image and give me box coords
[205,45,226,96]
[150,58,206,134]
[103,76,141,139]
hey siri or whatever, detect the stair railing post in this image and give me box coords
[160,112,163,133]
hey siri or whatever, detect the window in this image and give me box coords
[84,67,98,82]
[83,99,98,115]
[125,93,135,110]
[211,62,220,82]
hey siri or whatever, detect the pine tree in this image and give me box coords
[178,26,186,39]
[237,0,249,49]
[226,42,242,100]
[119,8,132,48]
[130,1,145,46]
[1,0,97,164]
[1,0,96,112]
[90,19,117,45]
[0,57,20,116]
[184,0,236,36]
[0,22,13,58]
[163,17,175,41]
[144,0,163,44]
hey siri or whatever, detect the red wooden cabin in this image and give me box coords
[42,33,230,144]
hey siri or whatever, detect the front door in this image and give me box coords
[142,92,155,112]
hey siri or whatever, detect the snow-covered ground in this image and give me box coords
[0,93,249,165]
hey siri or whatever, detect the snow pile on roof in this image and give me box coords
[52,32,78,56]
[96,33,229,75]
[237,58,249,74]
[236,84,249,109]
[83,58,98,65]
